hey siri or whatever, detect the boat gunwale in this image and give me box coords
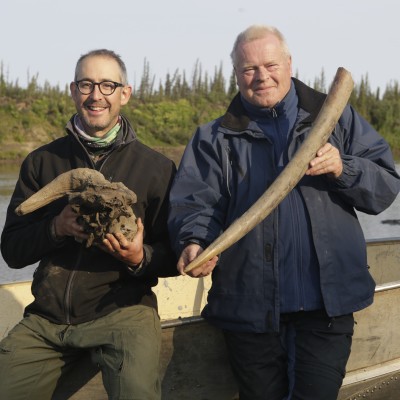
[375,280,400,292]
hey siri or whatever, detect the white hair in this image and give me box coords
[230,25,291,67]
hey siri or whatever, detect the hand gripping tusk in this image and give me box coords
[184,67,354,273]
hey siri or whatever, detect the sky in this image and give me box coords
[1,0,399,94]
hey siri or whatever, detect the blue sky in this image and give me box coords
[1,0,399,93]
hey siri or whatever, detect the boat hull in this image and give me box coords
[1,238,399,399]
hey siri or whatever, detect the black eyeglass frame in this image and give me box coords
[75,80,125,96]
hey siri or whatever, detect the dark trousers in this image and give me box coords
[223,310,354,400]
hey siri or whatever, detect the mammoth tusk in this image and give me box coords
[15,168,116,216]
[184,67,354,273]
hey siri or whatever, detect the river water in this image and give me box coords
[1,165,399,284]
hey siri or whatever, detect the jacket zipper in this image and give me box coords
[291,190,304,310]
[64,245,84,324]
[62,137,116,323]
[270,108,284,325]
[272,107,304,311]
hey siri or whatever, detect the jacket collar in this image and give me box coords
[220,78,327,132]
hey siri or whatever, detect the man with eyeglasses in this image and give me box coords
[0,49,177,400]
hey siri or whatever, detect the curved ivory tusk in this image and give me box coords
[15,168,110,215]
[184,67,354,272]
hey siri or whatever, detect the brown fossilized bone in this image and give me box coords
[184,67,354,272]
[15,168,138,247]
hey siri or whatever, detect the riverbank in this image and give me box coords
[0,145,186,168]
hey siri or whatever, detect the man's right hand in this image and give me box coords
[177,243,218,278]
[53,204,89,242]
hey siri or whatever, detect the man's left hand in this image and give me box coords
[305,143,343,178]
[100,218,145,267]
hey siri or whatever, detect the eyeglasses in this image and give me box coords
[75,80,124,96]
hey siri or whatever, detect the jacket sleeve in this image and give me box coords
[328,105,400,215]
[1,155,67,269]
[168,126,229,256]
[133,158,179,279]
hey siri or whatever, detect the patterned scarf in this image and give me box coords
[73,115,121,150]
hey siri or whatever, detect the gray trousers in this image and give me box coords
[0,305,161,400]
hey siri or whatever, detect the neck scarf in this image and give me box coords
[74,115,121,149]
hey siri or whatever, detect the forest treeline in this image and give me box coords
[0,61,399,162]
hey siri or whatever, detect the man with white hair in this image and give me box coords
[168,25,400,399]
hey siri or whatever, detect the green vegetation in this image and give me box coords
[0,62,399,163]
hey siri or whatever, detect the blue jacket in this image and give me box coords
[168,78,400,333]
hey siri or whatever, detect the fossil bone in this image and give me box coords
[15,168,138,247]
